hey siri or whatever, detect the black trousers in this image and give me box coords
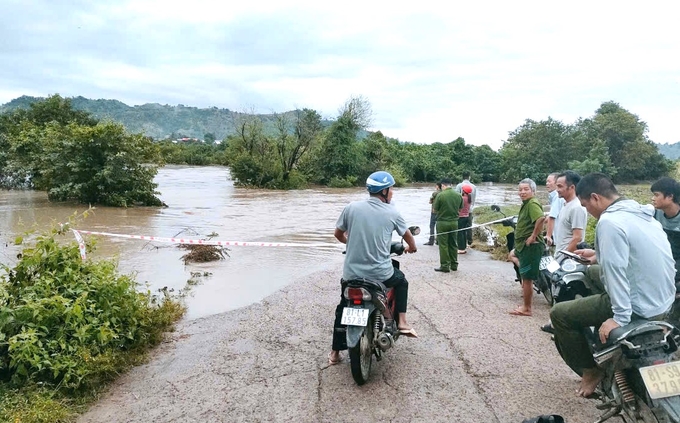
[332,268,409,351]
[429,212,437,237]
[457,216,472,248]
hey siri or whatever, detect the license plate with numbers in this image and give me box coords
[539,256,558,272]
[341,308,369,326]
[639,362,680,399]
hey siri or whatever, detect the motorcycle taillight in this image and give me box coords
[344,287,372,305]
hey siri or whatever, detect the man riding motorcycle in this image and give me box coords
[550,173,676,397]
[328,171,418,365]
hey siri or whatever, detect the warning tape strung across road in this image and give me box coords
[71,229,339,260]
[70,216,514,260]
[431,216,514,236]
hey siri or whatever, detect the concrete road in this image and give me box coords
[79,246,614,423]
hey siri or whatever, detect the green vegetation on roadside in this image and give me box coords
[0,220,184,423]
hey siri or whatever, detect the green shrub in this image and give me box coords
[328,176,356,188]
[0,225,184,396]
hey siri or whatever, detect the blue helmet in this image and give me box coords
[366,171,396,194]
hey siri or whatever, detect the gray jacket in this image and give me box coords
[596,199,675,325]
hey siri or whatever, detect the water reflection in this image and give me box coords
[0,166,525,320]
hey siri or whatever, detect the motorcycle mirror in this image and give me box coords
[408,226,421,236]
[491,205,501,212]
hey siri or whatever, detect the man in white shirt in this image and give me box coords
[545,172,566,247]
[553,171,588,262]
[455,171,477,209]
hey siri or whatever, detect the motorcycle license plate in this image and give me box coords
[639,362,680,399]
[341,308,369,326]
[539,256,560,273]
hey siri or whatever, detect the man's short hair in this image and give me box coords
[575,173,618,200]
[548,172,560,181]
[436,182,442,189]
[519,178,536,193]
[651,177,680,204]
[557,170,581,188]
[440,177,453,185]
[462,171,471,179]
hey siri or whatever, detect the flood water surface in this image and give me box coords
[0,166,524,320]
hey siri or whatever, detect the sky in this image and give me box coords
[2,0,679,149]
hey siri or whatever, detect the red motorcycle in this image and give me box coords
[341,226,419,385]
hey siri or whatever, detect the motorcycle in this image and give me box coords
[490,205,552,304]
[340,226,420,385]
[583,320,680,422]
[538,248,592,305]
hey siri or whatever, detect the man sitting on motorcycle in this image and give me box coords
[328,171,418,365]
[550,172,675,397]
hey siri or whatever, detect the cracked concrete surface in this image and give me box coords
[78,246,612,423]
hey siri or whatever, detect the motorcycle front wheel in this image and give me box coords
[349,319,373,385]
[538,272,553,305]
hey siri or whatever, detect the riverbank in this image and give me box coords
[78,245,603,423]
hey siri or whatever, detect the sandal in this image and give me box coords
[328,352,341,365]
[398,328,419,338]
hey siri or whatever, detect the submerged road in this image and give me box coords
[79,246,612,423]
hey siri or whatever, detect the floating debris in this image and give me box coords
[179,244,230,264]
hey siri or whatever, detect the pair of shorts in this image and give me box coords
[515,242,543,281]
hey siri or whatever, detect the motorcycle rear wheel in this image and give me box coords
[349,320,373,385]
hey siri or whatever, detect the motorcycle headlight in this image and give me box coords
[561,259,578,272]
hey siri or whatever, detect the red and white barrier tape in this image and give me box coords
[71,229,338,260]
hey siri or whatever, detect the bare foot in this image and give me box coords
[577,368,604,397]
[328,350,341,365]
[509,307,532,316]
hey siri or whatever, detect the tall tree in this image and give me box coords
[578,101,670,181]
[273,109,322,182]
[315,96,372,185]
[499,117,575,182]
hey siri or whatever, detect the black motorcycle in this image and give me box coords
[583,320,680,422]
[341,226,420,385]
[539,249,592,305]
[491,205,552,304]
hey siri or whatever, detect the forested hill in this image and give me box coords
[0,95,315,140]
[657,142,680,160]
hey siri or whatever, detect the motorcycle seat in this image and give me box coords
[605,320,666,347]
[343,278,389,294]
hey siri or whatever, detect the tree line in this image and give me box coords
[0,95,672,206]
[173,97,671,188]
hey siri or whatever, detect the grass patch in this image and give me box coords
[471,204,520,261]
[0,220,186,423]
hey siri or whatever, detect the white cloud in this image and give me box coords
[1,0,679,149]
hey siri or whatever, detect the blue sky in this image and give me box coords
[2,0,678,149]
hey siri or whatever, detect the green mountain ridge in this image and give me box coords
[2,96,678,159]
[0,95,324,140]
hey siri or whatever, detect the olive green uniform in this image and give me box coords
[433,188,463,271]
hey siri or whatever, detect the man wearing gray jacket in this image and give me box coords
[550,173,675,398]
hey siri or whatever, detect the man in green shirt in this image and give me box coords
[433,178,463,272]
[510,178,545,316]
[425,182,442,245]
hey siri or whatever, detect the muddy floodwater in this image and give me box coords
[0,166,524,320]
